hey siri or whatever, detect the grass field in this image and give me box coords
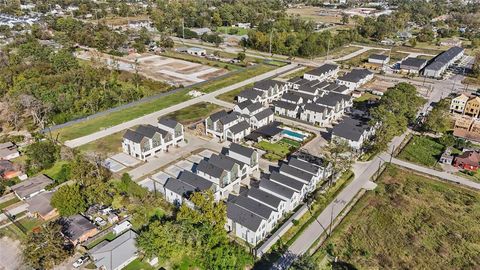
[53,64,276,142]
[255,138,302,161]
[313,165,480,269]
[215,26,249,36]
[397,135,445,167]
[77,131,124,156]
[41,160,70,181]
[162,102,222,125]
[161,50,240,71]
[286,6,342,24]
[0,197,20,210]
[123,258,154,270]
[216,83,253,103]
[354,92,381,103]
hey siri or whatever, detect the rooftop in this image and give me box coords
[11,174,53,198]
[305,63,338,76]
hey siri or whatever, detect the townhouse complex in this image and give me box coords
[225,155,331,245]
[399,46,465,78]
[122,119,185,160]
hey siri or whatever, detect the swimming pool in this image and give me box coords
[281,129,305,141]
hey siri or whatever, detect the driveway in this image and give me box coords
[0,236,23,270]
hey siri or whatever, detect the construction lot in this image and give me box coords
[76,50,228,86]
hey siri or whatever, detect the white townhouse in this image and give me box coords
[274,100,301,118]
[233,101,275,129]
[368,54,390,65]
[450,94,469,114]
[288,157,326,180]
[228,195,279,234]
[269,171,309,200]
[236,88,267,104]
[303,63,339,82]
[236,79,287,105]
[300,103,333,127]
[225,143,259,175]
[196,159,240,199]
[278,163,319,192]
[316,92,353,121]
[205,110,251,142]
[331,115,375,152]
[259,179,300,212]
[122,120,184,161]
[248,187,287,217]
[163,171,216,205]
[225,202,268,246]
[280,92,304,105]
[336,69,374,91]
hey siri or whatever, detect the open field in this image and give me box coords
[161,50,241,71]
[215,26,250,36]
[397,135,445,167]
[287,6,342,24]
[339,49,384,67]
[162,102,223,125]
[216,83,253,103]
[77,131,124,156]
[53,64,275,142]
[76,50,229,86]
[313,165,480,269]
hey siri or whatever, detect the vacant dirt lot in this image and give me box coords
[76,50,228,86]
[0,236,23,270]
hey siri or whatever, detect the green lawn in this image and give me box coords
[163,102,222,125]
[17,217,43,232]
[216,83,253,103]
[41,160,70,182]
[456,170,480,184]
[397,135,445,167]
[313,165,480,269]
[86,231,116,249]
[77,131,124,156]
[54,64,276,142]
[122,258,154,270]
[354,92,381,103]
[255,138,302,161]
[0,197,20,210]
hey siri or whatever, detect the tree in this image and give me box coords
[237,52,246,61]
[51,184,87,216]
[290,254,318,270]
[341,13,350,25]
[409,38,417,47]
[423,99,451,134]
[23,223,72,269]
[177,191,226,229]
[323,141,352,185]
[25,140,60,174]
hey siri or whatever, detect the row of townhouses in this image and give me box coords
[225,155,332,245]
[122,119,185,161]
[450,93,480,118]
[237,79,289,105]
[163,143,259,204]
[204,102,275,142]
[400,46,465,78]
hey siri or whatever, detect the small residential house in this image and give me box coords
[26,192,58,221]
[439,148,454,165]
[464,97,480,118]
[303,64,339,82]
[368,54,390,65]
[453,150,480,171]
[187,47,206,56]
[0,160,24,180]
[336,69,374,92]
[11,174,53,200]
[122,120,184,161]
[225,202,267,246]
[62,214,99,246]
[399,57,428,74]
[300,103,333,127]
[0,142,20,160]
[225,143,259,174]
[113,221,132,235]
[228,194,279,233]
[89,230,138,270]
[259,179,300,212]
[331,116,374,152]
[247,187,286,217]
[450,94,469,114]
[274,100,300,118]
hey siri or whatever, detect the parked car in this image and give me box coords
[73,256,89,268]
[94,217,107,227]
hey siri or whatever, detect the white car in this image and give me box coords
[94,217,107,227]
[72,256,89,268]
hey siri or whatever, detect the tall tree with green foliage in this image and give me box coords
[423,99,451,134]
[290,254,318,270]
[25,140,60,174]
[23,223,72,270]
[51,184,87,216]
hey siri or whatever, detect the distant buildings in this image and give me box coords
[399,57,428,74]
[186,47,207,56]
[0,13,39,28]
[368,54,390,65]
[303,64,339,81]
[0,142,20,160]
[423,46,464,79]
[122,119,184,160]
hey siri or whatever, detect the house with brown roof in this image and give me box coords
[26,192,58,221]
[453,117,480,142]
[453,150,480,171]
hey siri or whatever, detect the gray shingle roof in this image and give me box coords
[63,214,96,241]
[229,195,274,220]
[26,192,54,216]
[219,113,240,126]
[245,102,263,113]
[236,100,253,110]
[163,177,196,197]
[332,115,371,141]
[209,110,229,122]
[253,79,284,91]
[11,174,53,198]
[305,64,338,76]
[197,159,225,178]
[90,230,138,270]
[274,100,299,111]
[269,171,305,192]
[281,92,303,103]
[337,69,373,83]
[123,129,145,143]
[237,88,264,100]
[135,124,168,138]
[177,171,213,191]
[316,92,350,107]
[253,108,274,121]
[158,118,179,129]
[227,202,264,231]
[248,187,283,209]
[260,179,296,199]
[279,164,314,183]
[288,157,320,175]
[209,154,237,171]
[369,54,389,61]
[229,143,254,158]
[400,57,428,70]
[303,103,330,114]
[229,120,250,134]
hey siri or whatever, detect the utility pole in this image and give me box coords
[326,37,331,61]
[269,28,273,57]
[182,18,185,42]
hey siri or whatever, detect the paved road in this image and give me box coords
[65,63,298,148]
[386,155,480,190]
[331,44,388,62]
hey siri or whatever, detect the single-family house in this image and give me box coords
[0,160,24,180]
[464,97,480,118]
[453,150,480,171]
[0,142,20,160]
[439,148,454,165]
[331,116,374,152]
[228,194,279,233]
[113,221,132,235]
[225,143,259,174]
[225,202,267,246]
[450,94,470,114]
[186,47,206,56]
[11,174,53,200]
[62,214,99,246]
[259,179,300,212]
[368,54,390,65]
[26,191,58,221]
[89,230,138,270]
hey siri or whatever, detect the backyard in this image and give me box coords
[397,135,445,167]
[313,165,480,269]
[255,138,303,161]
